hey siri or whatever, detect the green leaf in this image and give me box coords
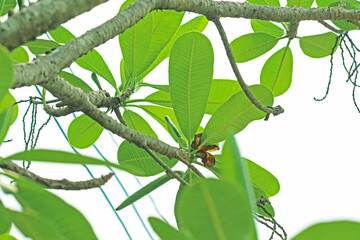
[0,235,17,240]
[0,0,15,16]
[117,141,178,176]
[3,149,123,170]
[138,16,208,80]
[76,50,117,90]
[0,201,11,234]
[165,116,187,148]
[138,82,169,92]
[201,85,274,146]
[0,91,18,125]
[292,221,360,240]
[176,179,256,240]
[9,46,29,63]
[67,114,104,149]
[287,0,314,7]
[123,109,158,139]
[0,45,14,103]
[13,176,97,240]
[119,10,153,78]
[144,91,172,108]
[149,217,191,240]
[169,31,214,143]
[16,0,23,9]
[316,0,360,7]
[0,108,12,146]
[230,32,279,63]
[211,155,280,197]
[24,39,59,55]
[90,72,102,90]
[58,71,93,91]
[206,79,241,114]
[49,26,117,90]
[253,186,275,217]
[49,26,76,44]
[251,19,285,37]
[221,136,257,238]
[329,2,358,31]
[116,173,173,210]
[247,0,280,6]
[260,46,293,97]
[299,32,338,58]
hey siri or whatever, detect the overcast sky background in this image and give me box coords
[1,0,360,239]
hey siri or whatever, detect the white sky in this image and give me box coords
[1,0,360,239]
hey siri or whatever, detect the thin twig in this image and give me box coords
[257,204,287,240]
[0,162,114,190]
[143,146,188,186]
[211,18,284,117]
[114,107,128,126]
[175,153,205,178]
[318,20,344,34]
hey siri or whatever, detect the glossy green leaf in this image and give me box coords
[24,39,59,55]
[176,179,256,240]
[247,0,280,6]
[0,108,12,146]
[0,234,17,240]
[13,176,97,239]
[144,91,172,108]
[58,71,93,92]
[123,109,158,139]
[316,0,360,7]
[251,20,285,38]
[287,0,314,7]
[138,16,208,80]
[67,114,104,149]
[165,116,187,148]
[230,33,279,63]
[90,72,102,90]
[0,0,15,16]
[0,91,18,125]
[117,141,178,176]
[116,173,172,210]
[119,11,153,78]
[0,201,11,234]
[169,31,214,142]
[211,155,280,197]
[16,0,23,9]
[292,221,360,240]
[329,2,358,31]
[49,26,76,44]
[0,45,13,103]
[299,32,338,58]
[221,136,257,238]
[49,26,117,90]
[3,149,124,170]
[149,217,191,240]
[206,79,241,114]
[201,85,274,146]
[9,46,29,63]
[138,82,169,92]
[260,47,293,97]
[76,51,117,90]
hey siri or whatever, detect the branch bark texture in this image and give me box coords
[0,0,109,51]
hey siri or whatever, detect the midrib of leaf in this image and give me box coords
[75,121,98,138]
[186,36,196,142]
[302,38,330,51]
[132,25,136,75]
[271,41,291,90]
[201,184,227,240]
[0,1,5,15]
[239,38,278,55]
[201,93,269,147]
[152,12,168,34]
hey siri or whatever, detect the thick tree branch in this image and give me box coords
[10,0,360,89]
[39,76,192,163]
[212,18,284,116]
[0,162,114,190]
[0,0,109,51]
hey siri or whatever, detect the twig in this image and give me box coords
[143,146,188,186]
[287,21,299,39]
[318,20,344,34]
[175,153,205,178]
[211,17,284,117]
[114,108,128,126]
[0,162,114,190]
[257,204,287,240]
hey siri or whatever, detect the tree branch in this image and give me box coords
[0,162,114,190]
[0,0,110,51]
[212,18,284,117]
